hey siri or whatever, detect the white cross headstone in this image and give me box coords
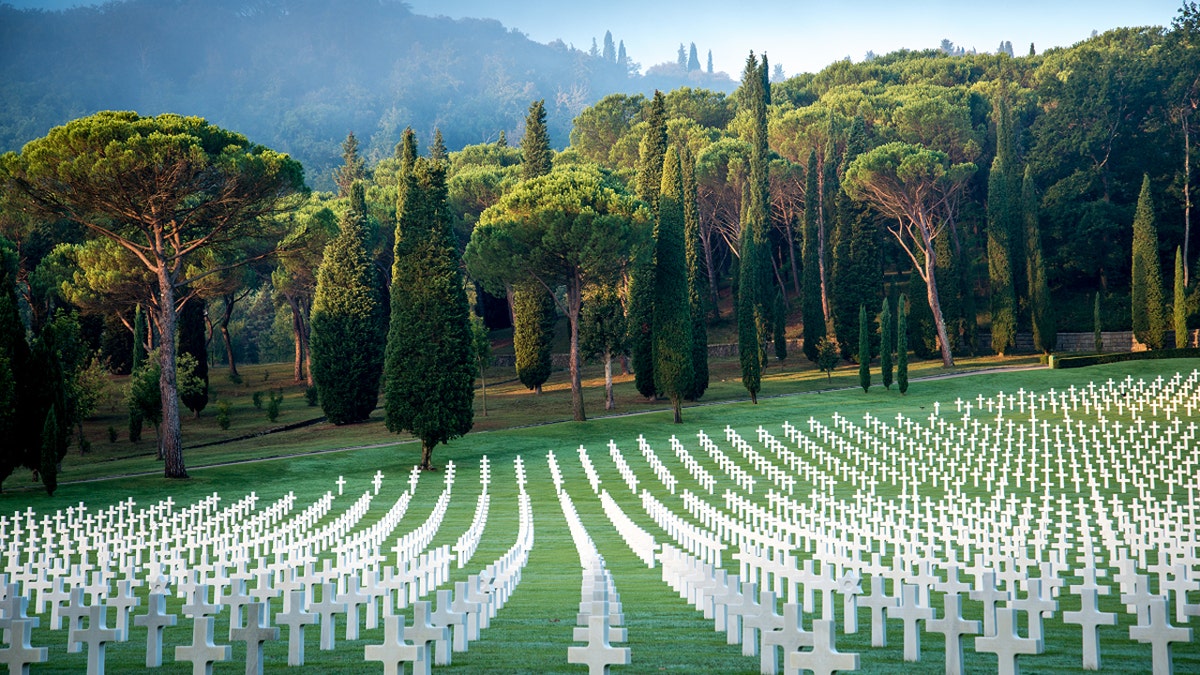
[174,616,232,675]
[760,602,812,675]
[858,575,897,647]
[275,589,317,666]
[889,583,933,662]
[374,470,385,495]
[230,601,278,675]
[132,592,177,667]
[430,589,466,661]
[787,618,858,675]
[973,607,1042,675]
[567,613,631,675]
[1063,586,1115,670]
[336,475,346,495]
[1129,596,1192,675]
[74,604,119,675]
[311,582,345,651]
[107,579,140,642]
[365,614,426,675]
[926,592,979,675]
[0,619,47,674]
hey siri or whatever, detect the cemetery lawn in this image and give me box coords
[1,357,1197,673]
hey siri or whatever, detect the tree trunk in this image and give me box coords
[220,293,239,378]
[925,246,955,368]
[1186,110,1192,287]
[604,350,614,411]
[701,228,721,319]
[287,295,305,383]
[301,298,313,387]
[817,179,832,328]
[785,217,801,299]
[420,440,435,471]
[157,263,188,479]
[478,363,488,417]
[671,395,682,424]
[567,276,585,422]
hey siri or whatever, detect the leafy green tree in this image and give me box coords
[0,245,29,489]
[897,294,909,394]
[1176,247,1190,347]
[466,165,645,422]
[386,158,476,469]
[273,194,339,385]
[858,304,871,392]
[653,149,693,423]
[816,336,839,382]
[129,305,147,443]
[128,351,162,451]
[580,284,626,411]
[521,100,553,181]
[843,142,976,367]
[1131,174,1167,349]
[1,112,305,479]
[511,283,555,393]
[311,182,388,425]
[470,313,492,417]
[681,144,709,400]
[178,297,208,417]
[880,297,894,390]
[1023,166,1056,353]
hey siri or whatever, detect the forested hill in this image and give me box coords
[0,0,735,190]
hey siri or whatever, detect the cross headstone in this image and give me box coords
[1129,596,1192,675]
[973,607,1042,675]
[74,604,119,675]
[336,475,346,496]
[926,592,979,675]
[132,592,177,667]
[107,579,140,642]
[60,587,90,653]
[338,574,371,640]
[1063,586,1116,670]
[230,601,278,675]
[788,618,858,675]
[567,613,631,675]
[760,601,810,675]
[275,589,317,666]
[374,470,385,495]
[0,619,47,674]
[858,575,897,647]
[364,614,426,675]
[889,583,933,662]
[404,600,450,670]
[430,589,466,661]
[174,616,232,675]
[311,582,345,651]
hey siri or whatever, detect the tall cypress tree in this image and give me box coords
[1023,166,1055,353]
[857,304,871,392]
[897,294,909,394]
[128,304,146,443]
[830,116,881,360]
[738,51,771,403]
[178,297,208,418]
[681,144,709,401]
[430,129,448,162]
[653,149,693,423]
[511,283,554,393]
[521,100,552,181]
[987,154,1017,356]
[637,91,668,208]
[630,90,668,398]
[40,405,59,496]
[385,158,475,470]
[311,181,388,425]
[802,149,824,362]
[0,247,29,489]
[396,127,417,168]
[1131,174,1167,350]
[880,297,894,390]
[333,131,366,197]
[1176,247,1189,348]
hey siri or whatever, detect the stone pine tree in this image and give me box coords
[385,158,476,470]
[802,149,824,362]
[1176,247,1190,347]
[897,294,909,394]
[858,304,871,392]
[1023,166,1055,353]
[177,297,208,418]
[521,100,552,181]
[653,149,693,423]
[738,51,772,404]
[310,181,388,425]
[630,90,669,398]
[880,297,894,390]
[511,284,554,393]
[1131,174,1167,350]
[128,305,147,443]
[987,154,1018,356]
[681,144,709,401]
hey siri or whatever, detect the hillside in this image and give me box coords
[0,0,735,190]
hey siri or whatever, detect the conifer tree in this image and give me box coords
[397,127,417,171]
[40,405,59,496]
[521,100,552,181]
[178,297,208,418]
[773,289,787,361]
[1023,166,1055,353]
[687,43,700,72]
[334,131,366,197]
[653,149,693,423]
[737,51,772,404]
[630,90,668,397]
[311,181,388,425]
[128,305,146,443]
[385,158,475,470]
[1131,174,1167,349]
[830,117,881,360]
[897,294,909,394]
[1176,247,1189,347]
[618,41,629,72]
[603,31,616,63]
[511,283,554,393]
[681,144,709,400]
[858,304,870,392]
[707,50,713,74]
[0,249,29,488]
[802,149,824,362]
[880,297,894,390]
[637,91,668,208]
[496,130,507,148]
[987,154,1017,356]
[430,129,447,161]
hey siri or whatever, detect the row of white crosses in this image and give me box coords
[550,451,631,674]
[0,456,538,674]
[586,370,1200,673]
[567,446,659,568]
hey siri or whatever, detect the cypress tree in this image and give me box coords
[687,43,701,72]
[897,294,909,394]
[178,297,208,418]
[830,117,881,360]
[906,269,938,360]
[637,91,668,208]
[310,181,388,425]
[603,31,616,63]
[430,129,448,161]
[511,283,555,393]
[681,144,709,401]
[987,155,1017,356]
[738,51,772,403]
[1094,292,1104,353]
[396,127,418,169]
[40,405,59,496]
[521,100,552,181]
[880,297,894,390]
[653,149,693,424]
[858,304,870,392]
[128,305,146,443]
[773,289,787,361]
[1131,174,1167,349]
[802,149,823,362]
[1023,166,1055,353]
[628,234,657,400]
[385,158,476,470]
[1176,247,1189,347]
[0,249,28,489]
[333,131,366,197]
[497,130,507,148]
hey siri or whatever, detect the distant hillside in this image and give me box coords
[0,0,735,189]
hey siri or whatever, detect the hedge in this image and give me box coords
[1049,347,1200,369]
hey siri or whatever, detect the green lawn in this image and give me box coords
[1,358,1197,673]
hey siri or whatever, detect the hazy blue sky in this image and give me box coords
[7,0,1185,76]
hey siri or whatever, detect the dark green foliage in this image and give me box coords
[107,425,118,443]
[737,52,772,404]
[1131,175,1167,349]
[653,149,693,423]
[802,150,823,362]
[906,270,938,359]
[773,290,787,361]
[430,129,448,162]
[580,285,626,411]
[470,313,492,416]
[987,155,1017,356]
[830,118,882,361]
[681,145,709,401]
[266,389,282,422]
[333,131,366,197]
[858,304,871,392]
[178,297,209,417]
[628,238,658,399]
[128,305,146,443]
[127,354,162,437]
[252,391,263,409]
[0,247,27,487]
[511,283,555,393]
[897,294,909,394]
[40,405,59,496]
[397,127,418,171]
[1024,167,1056,353]
[637,91,668,208]
[385,157,476,469]
[880,297,894,390]
[1176,247,1189,347]
[521,100,552,181]
[1053,347,1200,369]
[311,182,389,425]
[305,386,319,407]
[216,400,231,430]
[816,336,839,382]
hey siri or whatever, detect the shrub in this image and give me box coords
[305,386,318,407]
[216,400,231,430]
[252,391,263,409]
[107,425,119,443]
[266,389,283,422]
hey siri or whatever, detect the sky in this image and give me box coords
[5,0,1186,77]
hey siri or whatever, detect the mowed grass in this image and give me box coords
[1,358,1198,672]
